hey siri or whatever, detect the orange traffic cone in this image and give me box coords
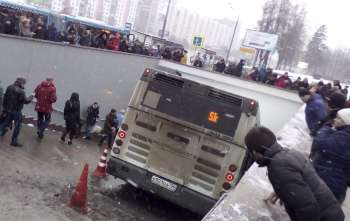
[69,163,91,214]
[93,149,109,178]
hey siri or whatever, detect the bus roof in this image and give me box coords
[0,0,52,16]
[62,14,129,34]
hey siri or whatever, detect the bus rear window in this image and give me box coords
[142,78,243,137]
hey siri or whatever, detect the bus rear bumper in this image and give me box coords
[107,157,216,215]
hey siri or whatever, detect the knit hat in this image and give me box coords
[327,92,346,109]
[298,88,311,97]
[337,108,350,125]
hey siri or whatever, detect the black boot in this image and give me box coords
[10,142,23,147]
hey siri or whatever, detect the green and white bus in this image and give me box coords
[107,68,260,214]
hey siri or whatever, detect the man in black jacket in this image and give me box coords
[244,126,344,221]
[98,109,117,149]
[61,92,80,145]
[83,102,99,140]
[0,78,33,147]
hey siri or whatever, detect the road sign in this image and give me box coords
[125,22,132,31]
[242,30,278,52]
[192,36,204,48]
[158,30,170,38]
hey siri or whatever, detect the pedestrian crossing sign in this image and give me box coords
[192,36,204,48]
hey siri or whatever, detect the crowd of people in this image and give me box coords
[0,8,169,56]
[0,9,48,39]
[244,81,350,221]
[246,67,349,94]
[0,77,124,148]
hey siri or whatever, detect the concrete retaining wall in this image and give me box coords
[0,34,159,124]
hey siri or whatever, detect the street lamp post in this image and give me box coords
[161,0,171,39]
[226,15,240,61]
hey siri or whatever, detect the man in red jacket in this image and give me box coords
[34,78,57,139]
[107,33,120,51]
[275,72,292,89]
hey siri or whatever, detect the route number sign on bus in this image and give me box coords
[208,112,219,123]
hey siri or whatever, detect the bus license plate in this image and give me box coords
[151,175,177,192]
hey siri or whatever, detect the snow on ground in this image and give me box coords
[203,105,350,221]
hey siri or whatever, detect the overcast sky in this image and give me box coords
[178,0,349,48]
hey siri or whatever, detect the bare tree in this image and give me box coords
[277,5,306,70]
[257,0,306,69]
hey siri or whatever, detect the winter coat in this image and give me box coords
[299,81,309,89]
[102,112,116,134]
[79,34,92,47]
[180,54,187,65]
[305,94,327,133]
[2,83,32,112]
[2,16,17,35]
[86,105,99,126]
[235,62,244,77]
[95,35,107,49]
[34,81,57,114]
[275,76,292,88]
[107,37,120,51]
[263,143,344,221]
[311,125,350,201]
[64,94,80,129]
[224,64,236,76]
[119,40,128,52]
[214,62,226,73]
[249,70,260,81]
[193,59,203,68]
[162,50,172,60]
[47,26,58,42]
[66,27,77,44]
[172,51,182,62]
[33,24,46,39]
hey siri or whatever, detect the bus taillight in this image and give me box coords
[117,130,126,139]
[143,68,152,76]
[225,173,234,182]
[249,100,256,111]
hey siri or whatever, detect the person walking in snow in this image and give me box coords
[61,92,80,145]
[311,108,350,204]
[34,77,57,139]
[298,88,327,136]
[0,77,33,147]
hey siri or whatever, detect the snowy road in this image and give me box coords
[0,126,201,221]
